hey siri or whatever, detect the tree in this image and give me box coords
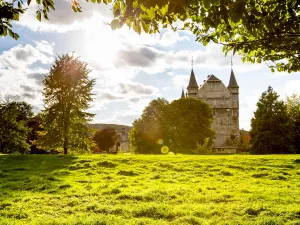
[286,94,300,154]
[0,1,24,40]
[164,98,215,154]
[0,101,33,154]
[4,0,300,73]
[93,127,119,152]
[129,97,215,154]
[129,98,169,154]
[109,0,300,73]
[250,86,294,154]
[26,114,44,153]
[38,53,95,154]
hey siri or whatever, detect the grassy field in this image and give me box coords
[0,154,300,225]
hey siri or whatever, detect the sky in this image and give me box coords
[1,0,300,130]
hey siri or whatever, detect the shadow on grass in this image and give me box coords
[0,155,78,196]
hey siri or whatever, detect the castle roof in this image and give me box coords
[228,70,239,88]
[207,74,221,82]
[187,69,198,89]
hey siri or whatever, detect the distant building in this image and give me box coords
[115,127,130,152]
[182,66,240,154]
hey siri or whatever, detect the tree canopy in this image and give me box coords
[0,101,33,154]
[2,0,300,72]
[286,94,300,154]
[93,127,119,152]
[129,97,215,154]
[38,53,95,154]
[164,98,215,153]
[129,98,169,154]
[250,86,294,154]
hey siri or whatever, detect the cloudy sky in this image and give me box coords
[1,0,300,130]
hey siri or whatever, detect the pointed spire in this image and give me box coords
[228,69,239,88]
[181,87,185,98]
[187,69,198,89]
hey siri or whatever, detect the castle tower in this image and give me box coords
[227,69,239,108]
[227,69,240,147]
[187,69,198,97]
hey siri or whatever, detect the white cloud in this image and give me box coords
[17,0,113,32]
[172,75,189,89]
[0,41,55,111]
[159,30,190,46]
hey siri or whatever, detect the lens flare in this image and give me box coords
[156,138,163,145]
[161,146,169,154]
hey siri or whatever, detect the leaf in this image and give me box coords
[141,20,150,33]
[133,21,141,34]
[111,19,119,30]
[36,11,42,22]
[27,0,32,5]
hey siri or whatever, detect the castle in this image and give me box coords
[182,67,240,154]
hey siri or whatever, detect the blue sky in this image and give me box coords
[1,0,300,130]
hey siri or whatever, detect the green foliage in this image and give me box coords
[286,94,300,153]
[38,53,95,154]
[130,98,215,154]
[93,127,119,152]
[192,138,214,155]
[129,98,169,154]
[164,98,215,154]
[0,1,24,40]
[0,154,300,224]
[4,0,300,72]
[0,101,33,153]
[250,86,294,154]
[105,0,300,72]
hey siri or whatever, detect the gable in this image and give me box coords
[197,79,231,99]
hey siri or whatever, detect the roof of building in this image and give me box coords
[181,88,185,98]
[228,70,239,88]
[207,74,221,82]
[187,69,199,89]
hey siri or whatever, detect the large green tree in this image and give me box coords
[286,94,300,154]
[250,86,294,154]
[129,98,169,154]
[3,0,300,72]
[0,101,33,154]
[38,53,95,154]
[129,97,215,154]
[164,98,215,154]
[93,127,119,152]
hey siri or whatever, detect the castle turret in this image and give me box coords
[181,87,185,99]
[228,69,239,108]
[227,69,240,145]
[228,69,239,93]
[187,69,198,97]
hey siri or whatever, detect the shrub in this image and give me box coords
[192,138,214,155]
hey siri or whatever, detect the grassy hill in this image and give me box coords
[88,123,132,132]
[0,154,300,224]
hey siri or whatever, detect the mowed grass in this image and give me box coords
[0,155,300,225]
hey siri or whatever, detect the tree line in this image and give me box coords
[1,53,300,155]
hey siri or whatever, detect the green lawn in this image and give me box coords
[0,154,300,225]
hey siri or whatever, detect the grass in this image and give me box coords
[0,154,300,224]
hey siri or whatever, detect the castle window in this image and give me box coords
[209,84,212,88]
[233,95,237,101]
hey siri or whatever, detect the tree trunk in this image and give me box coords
[63,146,68,155]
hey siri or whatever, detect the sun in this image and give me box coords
[85,23,121,68]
